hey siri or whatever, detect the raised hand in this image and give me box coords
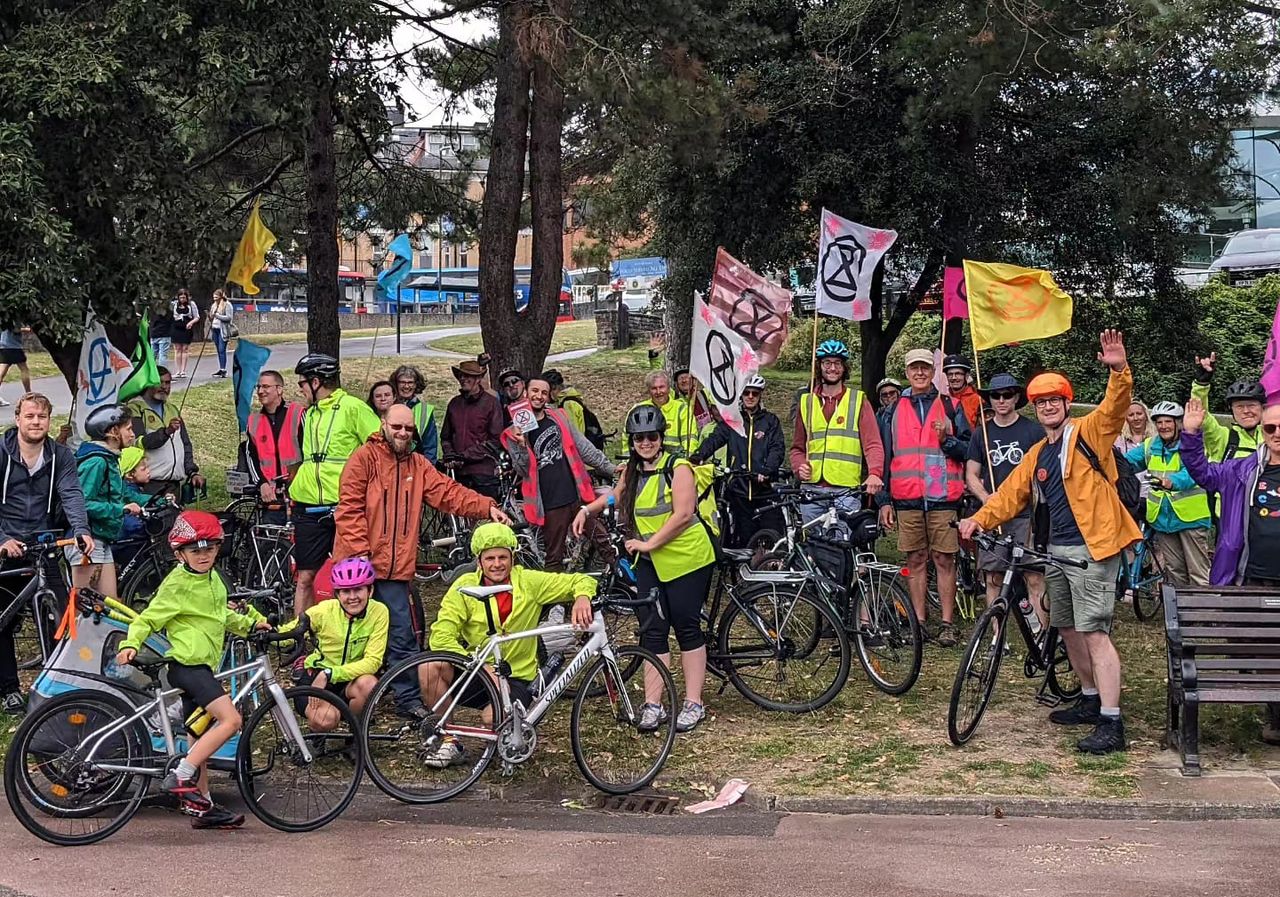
[1184,396,1207,433]
[1097,329,1127,372]
[1195,352,1216,376]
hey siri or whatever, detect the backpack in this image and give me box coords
[561,394,607,450]
[1074,435,1144,524]
[659,455,723,558]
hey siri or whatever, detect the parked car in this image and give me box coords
[1207,229,1280,286]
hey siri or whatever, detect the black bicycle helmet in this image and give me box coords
[542,369,565,389]
[625,404,667,435]
[84,404,132,440]
[295,353,340,380]
[1225,379,1266,404]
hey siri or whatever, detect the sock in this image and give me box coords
[1100,707,1120,719]
[175,759,198,780]
[1082,688,1099,697]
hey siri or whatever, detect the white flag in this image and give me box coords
[690,292,759,436]
[815,209,898,321]
[74,312,132,440]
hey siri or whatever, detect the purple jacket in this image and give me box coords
[1181,430,1265,585]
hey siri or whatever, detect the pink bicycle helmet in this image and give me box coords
[330,556,375,589]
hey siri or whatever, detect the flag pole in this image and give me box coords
[363,319,381,395]
[969,342,1003,538]
[808,311,819,399]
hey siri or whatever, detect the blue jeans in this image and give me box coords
[799,485,861,585]
[212,328,227,371]
[372,580,420,709]
[150,337,171,367]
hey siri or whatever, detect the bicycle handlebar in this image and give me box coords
[954,522,1089,570]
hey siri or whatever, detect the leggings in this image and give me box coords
[634,557,714,654]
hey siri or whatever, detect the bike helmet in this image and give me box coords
[743,375,767,391]
[625,404,667,435]
[471,522,519,555]
[295,353,340,380]
[1150,401,1185,419]
[1225,379,1266,405]
[83,404,133,440]
[875,377,902,393]
[542,369,565,389]
[816,339,849,360]
[331,556,375,589]
[168,510,224,550]
[1026,372,1074,404]
[119,446,145,477]
[942,354,972,373]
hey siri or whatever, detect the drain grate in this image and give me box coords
[592,793,681,815]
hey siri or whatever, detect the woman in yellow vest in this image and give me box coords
[1123,401,1212,587]
[573,405,717,733]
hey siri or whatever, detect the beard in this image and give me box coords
[387,433,413,455]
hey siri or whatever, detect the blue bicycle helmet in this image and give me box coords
[816,339,849,360]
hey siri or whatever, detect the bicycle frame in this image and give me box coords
[0,556,68,661]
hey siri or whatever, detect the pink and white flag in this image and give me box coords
[1263,297,1280,402]
[815,209,897,322]
[690,293,759,436]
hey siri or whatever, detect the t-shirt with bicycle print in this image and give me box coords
[967,416,1045,519]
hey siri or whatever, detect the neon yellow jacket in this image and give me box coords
[290,388,381,506]
[122,566,265,670]
[279,598,389,684]
[429,567,596,682]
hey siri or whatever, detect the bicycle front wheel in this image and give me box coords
[5,691,153,846]
[1132,548,1164,622]
[1040,627,1082,702]
[947,602,1008,746]
[120,550,170,612]
[237,685,363,832]
[571,646,677,794]
[14,591,60,672]
[717,583,851,713]
[360,651,500,804]
[852,570,922,695]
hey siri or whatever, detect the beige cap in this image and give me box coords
[903,348,934,369]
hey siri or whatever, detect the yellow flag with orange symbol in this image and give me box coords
[226,198,277,296]
[962,261,1073,351]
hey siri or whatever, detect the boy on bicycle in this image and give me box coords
[116,510,270,829]
[277,556,388,728]
[419,522,595,767]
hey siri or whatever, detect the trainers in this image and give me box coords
[1077,716,1127,755]
[936,623,957,648]
[422,736,465,768]
[1049,693,1102,726]
[396,702,431,722]
[675,701,706,733]
[162,769,211,812]
[2,691,26,714]
[637,703,668,732]
[190,803,245,829]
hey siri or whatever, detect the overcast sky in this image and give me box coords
[388,0,492,127]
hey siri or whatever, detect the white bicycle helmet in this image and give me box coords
[1150,401,1184,419]
[743,375,767,391]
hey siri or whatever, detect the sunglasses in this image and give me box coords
[742,389,762,397]
[501,378,522,388]
[1265,423,1280,436]
[386,423,415,433]
[990,391,1018,401]
[633,433,662,444]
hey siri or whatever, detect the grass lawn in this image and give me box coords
[430,320,598,358]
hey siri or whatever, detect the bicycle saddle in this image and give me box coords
[722,548,755,562]
[458,584,513,601]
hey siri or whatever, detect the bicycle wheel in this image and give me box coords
[717,582,851,713]
[947,602,1009,746]
[1132,547,1165,622]
[571,646,677,794]
[851,571,922,695]
[13,592,60,672]
[237,685,363,832]
[217,497,259,585]
[4,691,153,846]
[120,550,171,612]
[1041,627,1082,702]
[359,651,500,804]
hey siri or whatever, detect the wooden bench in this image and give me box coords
[1163,585,1280,775]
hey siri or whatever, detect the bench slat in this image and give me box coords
[1194,658,1280,670]
[1180,611,1280,624]
[1179,643,1280,654]
[1198,687,1280,702]
[1181,626,1280,639]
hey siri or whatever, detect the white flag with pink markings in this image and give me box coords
[815,208,897,322]
[690,292,759,436]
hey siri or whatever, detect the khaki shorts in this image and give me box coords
[896,509,958,554]
[1043,543,1121,633]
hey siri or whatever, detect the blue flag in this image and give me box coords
[376,233,414,305]
[232,338,272,432]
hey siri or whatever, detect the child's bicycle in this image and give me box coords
[359,585,677,803]
[4,588,364,846]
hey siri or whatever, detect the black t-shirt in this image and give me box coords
[530,415,578,511]
[967,416,1044,517]
[1035,438,1085,546]
[1246,464,1280,580]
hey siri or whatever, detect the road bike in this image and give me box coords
[0,535,80,675]
[946,528,1084,746]
[1117,521,1164,622]
[359,584,677,803]
[4,590,363,845]
[219,478,295,605]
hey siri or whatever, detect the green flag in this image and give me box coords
[118,311,161,402]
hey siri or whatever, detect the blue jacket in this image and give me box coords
[1124,436,1210,533]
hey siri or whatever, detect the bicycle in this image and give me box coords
[1118,521,1164,622]
[359,584,677,803]
[219,477,294,599]
[116,503,181,612]
[0,534,80,675]
[4,590,364,845]
[946,528,1085,746]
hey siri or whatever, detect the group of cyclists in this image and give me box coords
[5,322,1280,835]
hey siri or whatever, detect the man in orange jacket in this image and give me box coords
[335,404,511,719]
[960,330,1140,756]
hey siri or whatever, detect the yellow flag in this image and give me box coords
[963,260,1073,351]
[226,198,277,296]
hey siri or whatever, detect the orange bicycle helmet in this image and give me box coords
[1026,373,1074,404]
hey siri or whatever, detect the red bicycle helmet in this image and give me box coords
[168,510,224,550]
[331,556,375,589]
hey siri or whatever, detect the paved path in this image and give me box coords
[0,798,1275,896]
[0,325,598,414]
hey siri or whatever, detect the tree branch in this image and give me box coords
[1240,0,1280,17]
[366,0,498,57]
[185,123,280,174]
[229,152,300,214]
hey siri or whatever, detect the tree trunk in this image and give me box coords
[305,68,340,359]
[663,291,692,372]
[524,52,567,376]
[479,0,533,375]
[859,251,944,393]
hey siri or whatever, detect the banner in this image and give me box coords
[963,260,1074,351]
[690,293,759,435]
[708,247,791,366]
[73,312,132,439]
[376,233,414,306]
[118,311,161,402]
[227,198,277,296]
[1262,297,1280,401]
[942,266,969,320]
[815,209,898,322]
[232,338,272,433]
